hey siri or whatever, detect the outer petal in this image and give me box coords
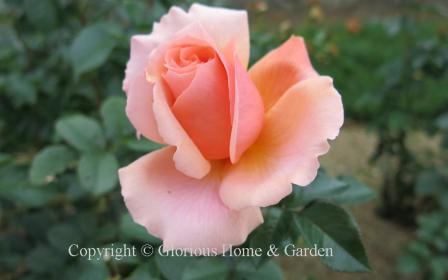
[124,37,164,143]
[229,57,264,163]
[119,147,263,253]
[123,35,157,92]
[220,76,344,210]
[125,76,162,143]
[152,81,210,179]
[189,3,250,68]
[124,7,193,90]
[249,36,318,111]
[123,7,193,142]
[172,58,232,160]
[151,6,193,43]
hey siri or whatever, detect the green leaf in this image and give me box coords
[0,183,59,207]
[0,26,23,60]
[127,262,159,280]
[430,257,448,280]
[78,152,118,195]
[100,96,132,139]
[26,245,65,273]
[332,176,376,204]
[295,201,371,272]
[295,170,348,205]
[436,112,448,130]
[63,259,110,280]
[250,208,299,266]
[120,213,161,244]
[47,223,82,252]
[0,153,12,165]
[23,0,57,30]
[156,254,194,280]
[415,169,445,196]
[182,258,228,280]
[29,145,76,185]
[126,138,165,152]
[396,253,421,275]
[0,166,59,207]
[296,170,375,205]
[5,74,37,107]
[234,260,284,280]
[56,115,105,152]
[69,22,118,77]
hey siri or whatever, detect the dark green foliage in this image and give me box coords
[397,115,448,279]
[295,201,370,272]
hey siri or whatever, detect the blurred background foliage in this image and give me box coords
[0,0,447,279]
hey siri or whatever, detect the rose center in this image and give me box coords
[164,44,215,74]
[160,40,232,160]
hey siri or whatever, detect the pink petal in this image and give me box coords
[152,81,210,179]
[220,76,344,210]
[172,57,232,160]
[124,7,194,90]
[162,69,195,99]
[146,24,214,83]
[123,35,157,92]
[189,3,250,68]
[249,36,318,111]
[151,7,193,42]
[229,57,264,163]
[119,147,263,253]
[125,71,164,143]
[123,6,194,143]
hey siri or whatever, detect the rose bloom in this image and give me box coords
[119,4,343,253]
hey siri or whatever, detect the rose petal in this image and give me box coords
[123,35,157,92]
[162,69,195,99]
[220,76,344,209]
[189,3,250,68]
[124,7,195,89]
[125,71,164,143]
[249,36,317,111]
[151,6,193,42]
[172,57,232,160]
[146,24,214,82]
[152,81,211,179]
[119,147,263,253]
[123,6,194,142]
[229,57,264,163]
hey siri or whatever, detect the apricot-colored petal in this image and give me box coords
[146,24,214,81]
[229,58,264,163]
[124,7,193,90]
[249,36,317,111]
[125,71,164,143]
[119,147,263,253]
[172,58,232,160]
[152,81,210,179]
[162,69,195,99]
[189,3,249,68]
[220,76,344,209]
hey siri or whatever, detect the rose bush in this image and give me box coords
[119,3,344,253]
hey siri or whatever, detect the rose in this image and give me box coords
[119,4,343,253]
